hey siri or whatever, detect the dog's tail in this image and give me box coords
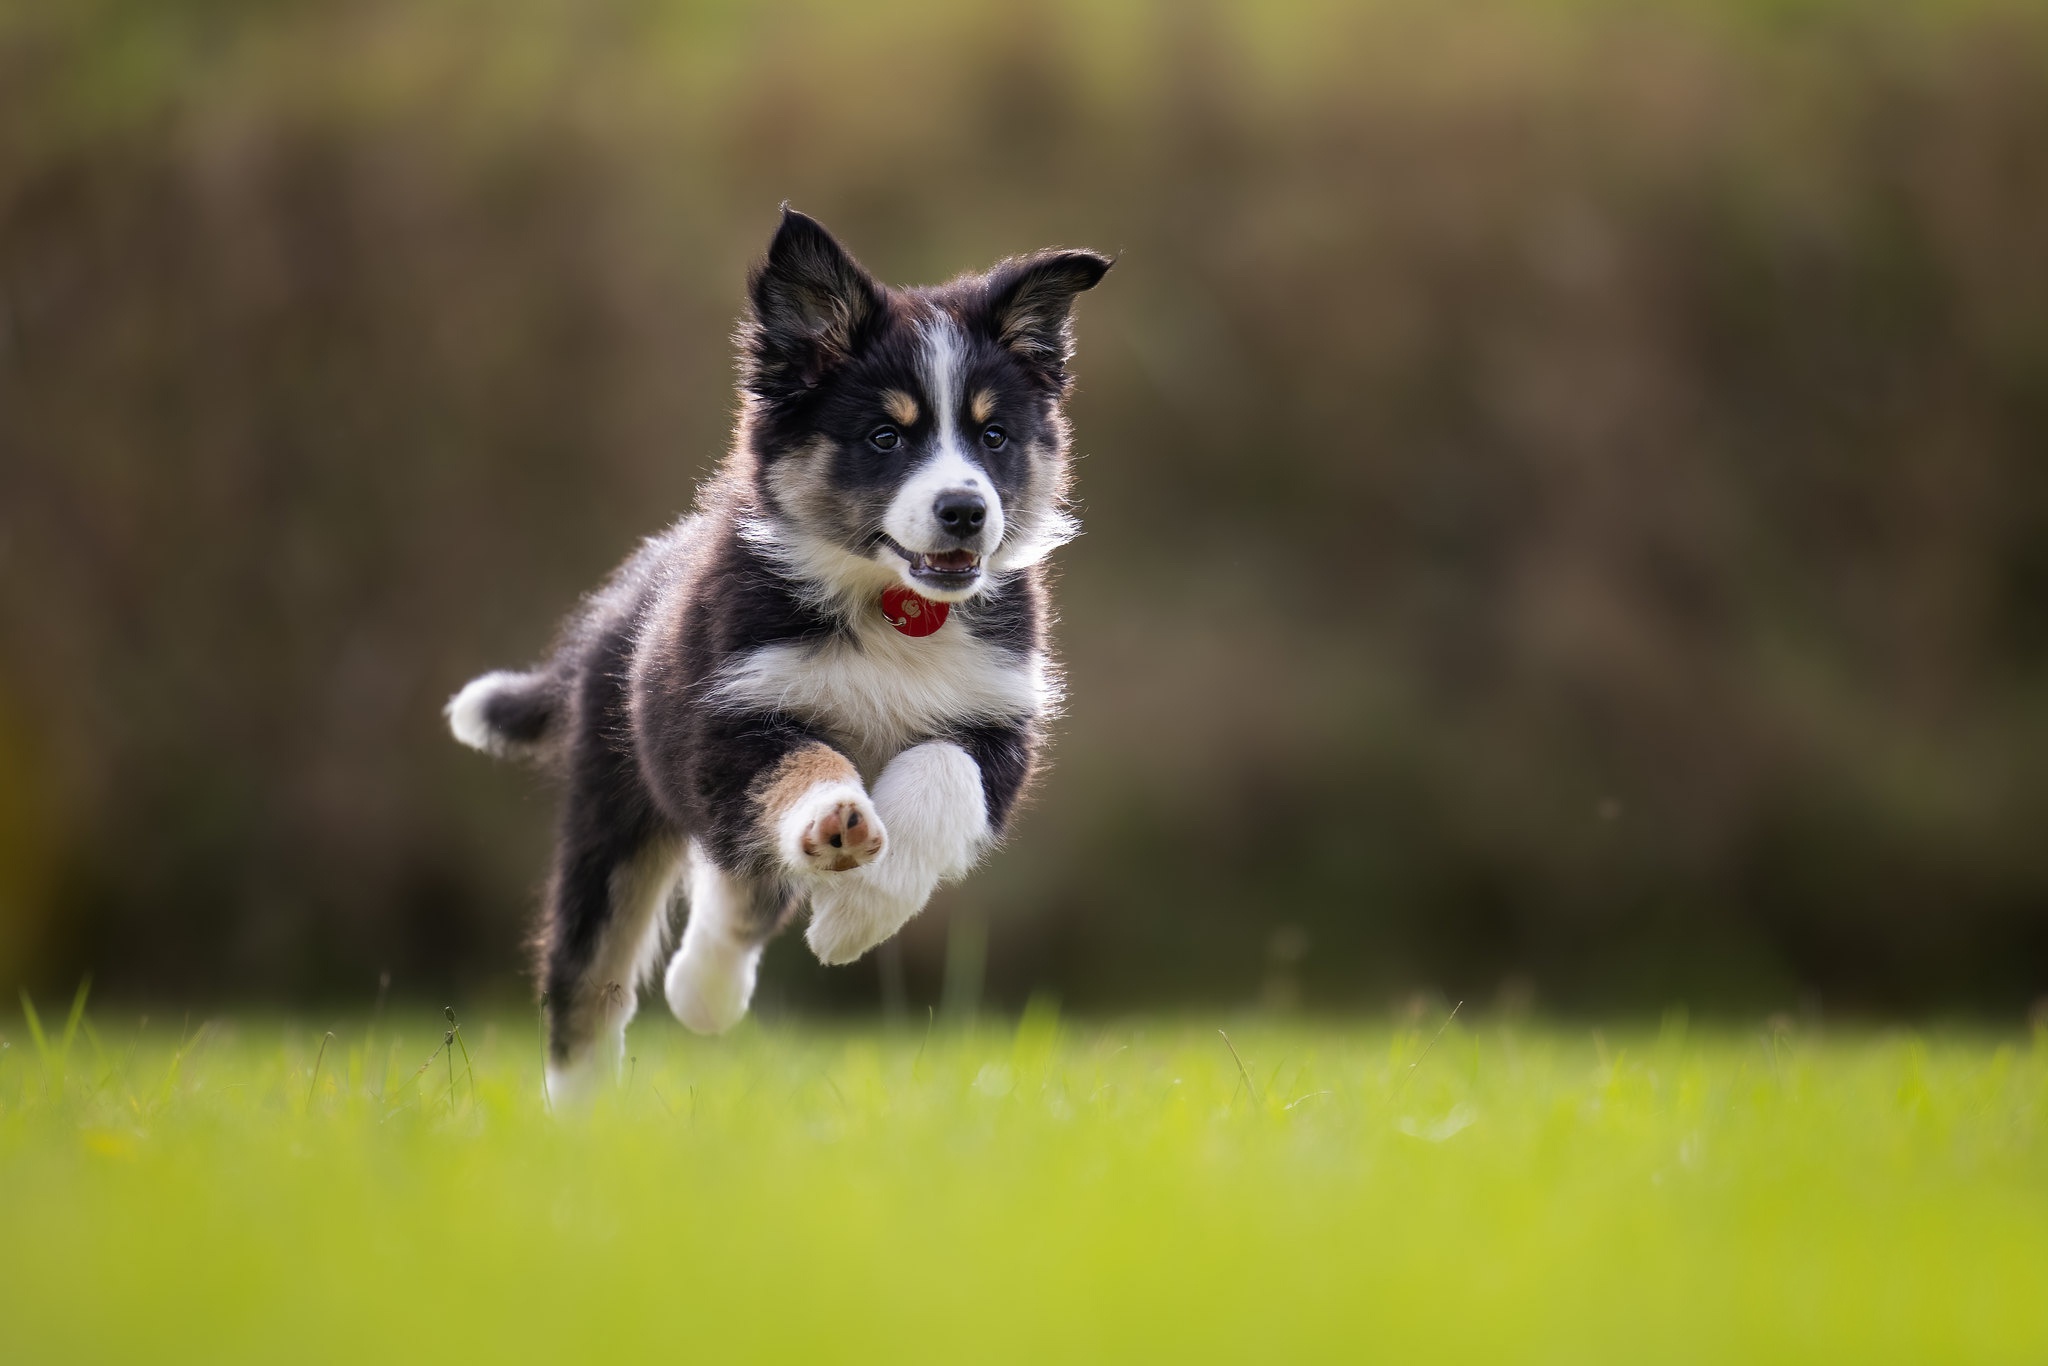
[445,667,567,761]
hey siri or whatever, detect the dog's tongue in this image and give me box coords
[881,584,949,638]
[924,549,978,572]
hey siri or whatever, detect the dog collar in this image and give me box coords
[880,584,949,637]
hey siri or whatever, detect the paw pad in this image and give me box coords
[799,797,884,872]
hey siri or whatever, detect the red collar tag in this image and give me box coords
[880,584,949,637]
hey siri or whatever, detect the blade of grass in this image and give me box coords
[305,1031,334,1115]
[1219,1029,1260,1109]
[446,1007,476,1104]
[382,1032,453,1117]
[1397,1000,1463,1094]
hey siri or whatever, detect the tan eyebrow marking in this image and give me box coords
[882,390,919,426]
[969,388,995,425]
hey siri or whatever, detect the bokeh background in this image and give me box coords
[4,0,2046,1018]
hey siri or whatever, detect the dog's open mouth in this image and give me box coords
[879,537,983,589]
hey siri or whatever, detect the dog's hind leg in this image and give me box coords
[664,842,793,1035]
[541,791,682,1108]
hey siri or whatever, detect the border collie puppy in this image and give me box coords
[447,209,1109,1099]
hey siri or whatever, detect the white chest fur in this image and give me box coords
[707,612,1053,773]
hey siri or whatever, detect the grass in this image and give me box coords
[2,996,2046,1364]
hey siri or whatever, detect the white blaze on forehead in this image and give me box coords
[918,314,967,449]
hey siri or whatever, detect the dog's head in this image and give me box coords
[737,208,1109,607]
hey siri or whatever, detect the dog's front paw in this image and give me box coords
[806,877,919,966]
[790,789,886,873]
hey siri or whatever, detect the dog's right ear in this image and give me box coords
[743,207,884,399]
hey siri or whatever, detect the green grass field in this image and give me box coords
[3,998,2045,1363]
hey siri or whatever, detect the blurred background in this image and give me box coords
[4,0,2046,1019]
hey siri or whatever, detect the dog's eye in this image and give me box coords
[980,424,1007,450]
[869,425,900,452]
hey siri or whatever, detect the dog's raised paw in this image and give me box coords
[796,793,885,872]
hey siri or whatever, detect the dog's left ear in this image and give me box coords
[985,249,1112,389]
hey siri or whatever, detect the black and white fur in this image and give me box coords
[447,209,1109,1100]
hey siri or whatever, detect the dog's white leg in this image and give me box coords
[547,1017,630,1110]
[545,989,634,1110]
[807,740,991,965]
[545,841,678,1109]
[665,843,770,1035]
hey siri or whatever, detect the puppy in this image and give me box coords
[447,208,1109,1099]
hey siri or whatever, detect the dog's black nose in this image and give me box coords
[933,490,987,537]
